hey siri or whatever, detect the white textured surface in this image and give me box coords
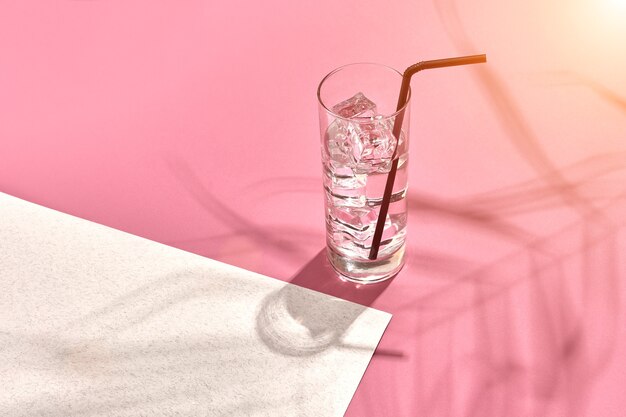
[0,192,391,417]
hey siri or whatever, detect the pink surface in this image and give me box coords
[2,1,626,416]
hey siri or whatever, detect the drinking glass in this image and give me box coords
[317,63,411,283]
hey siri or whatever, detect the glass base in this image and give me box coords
[327,245,405,284]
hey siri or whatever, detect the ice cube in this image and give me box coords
[323,164,367,189]
[323,120,352,167]
[331,92,377,118]
[347,118,398,174]
[328,207,379,241]
[330,208,397,250]
[325,181,366,208]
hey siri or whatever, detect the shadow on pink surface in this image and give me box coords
[286,249,392,308]
[374,202,623,417]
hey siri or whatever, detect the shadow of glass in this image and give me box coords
[285,249,392,306]
[254,249,399,358]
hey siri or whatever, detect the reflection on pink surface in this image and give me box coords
[1,0,626,415]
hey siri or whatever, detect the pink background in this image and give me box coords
[2,1,626,416]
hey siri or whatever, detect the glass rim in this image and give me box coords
[317,62,411,121]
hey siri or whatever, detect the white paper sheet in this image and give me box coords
[0,192,391,417]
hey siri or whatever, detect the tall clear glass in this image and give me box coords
[317,63,411,284]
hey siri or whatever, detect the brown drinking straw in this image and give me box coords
[368,54,487,260]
